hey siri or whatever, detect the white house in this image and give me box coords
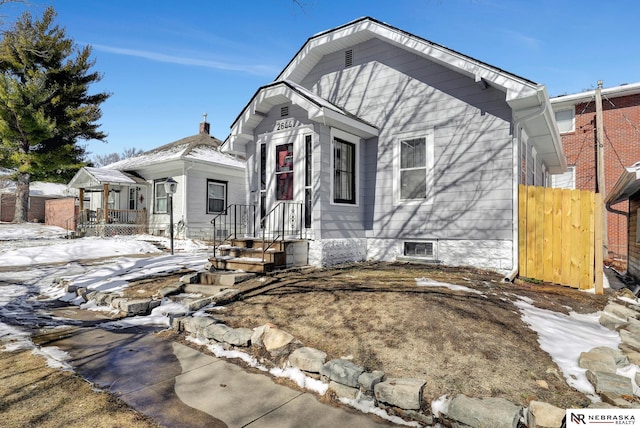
[68,118,246,240]
[220,17,565,274]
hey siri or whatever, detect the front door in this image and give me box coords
[259,130,312,237]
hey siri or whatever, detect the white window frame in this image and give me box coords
[206,179,227,214]
[330,129,360,207]
[551,166,576,190]
[154,180,168,214]
[554,107,575,134]
[394,129,435,205]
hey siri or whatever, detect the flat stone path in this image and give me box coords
[40,325,394,427]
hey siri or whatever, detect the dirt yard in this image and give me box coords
[202,261,611,411]
[0,349,160,428]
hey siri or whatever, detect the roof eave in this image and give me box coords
[606,163,640,206]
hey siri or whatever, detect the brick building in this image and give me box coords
[551,82,640,266]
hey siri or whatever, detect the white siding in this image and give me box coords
[302,37,514,242]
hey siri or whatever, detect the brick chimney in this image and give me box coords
[199,113,210,135]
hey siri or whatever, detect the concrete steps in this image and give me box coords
[209,238,308,274]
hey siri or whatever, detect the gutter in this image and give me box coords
[504,89,548,282]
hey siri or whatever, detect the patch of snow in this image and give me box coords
[516,299,621,400]
[431,394,450,418]
[415,277,484,296]
[339,395,422,427]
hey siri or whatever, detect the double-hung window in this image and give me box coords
[207,179,227,214]
[154,181,168,213]
[398,129,434,202]
[333,138,356,204]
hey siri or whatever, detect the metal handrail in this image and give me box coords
[260,201,303,263]
[211,204,257,258]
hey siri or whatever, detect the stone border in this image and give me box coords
[65,276,640,427]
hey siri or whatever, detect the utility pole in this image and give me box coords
[595,80,608,255]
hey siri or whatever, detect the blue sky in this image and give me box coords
[2,0,639,158]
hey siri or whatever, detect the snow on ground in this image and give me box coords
[0,223,636,416]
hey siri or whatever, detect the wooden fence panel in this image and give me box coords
[518,185,600,291]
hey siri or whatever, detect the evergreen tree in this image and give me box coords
[0,6,109,222]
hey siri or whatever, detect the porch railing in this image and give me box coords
[210,201,304,264]
[260,202,303,261]
[77,208,148,236]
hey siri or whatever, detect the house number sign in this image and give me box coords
[275,118,297,131]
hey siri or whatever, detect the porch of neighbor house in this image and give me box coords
[68,167,149,237]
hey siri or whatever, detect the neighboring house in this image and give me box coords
[68,119,246,240]
[222,17,565,273]
[606,162,640,282]
[551,82,640,265]
[0,179,76,223]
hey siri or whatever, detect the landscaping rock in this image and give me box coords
[187,296,215,312]
[212,288,241,304]
[526,401,565,428]
[586,370,634,396]
[589,346,630,368]
[262,327,301,356]
[182,316,217,336]
[600,392,640,409]
[223,328,253,347]
[328,381,359,400]
[599,312,628,330]
[578,351,617,373]
[358,370,385,394]
[321,359,364,388]
[120,298,151,316]
[374,378,425,411]
[446,395,521,428]
[251,324,271,348]
[203,323,232,342]
[620,329,640,352]
[602,302,638,322]
[288,347,326,373]
[158,285,182,297]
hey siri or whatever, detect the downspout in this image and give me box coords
[605,200,628,218]
[504,92,548,282]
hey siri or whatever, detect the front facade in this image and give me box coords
[69,121,246,240]
[551,82,640,266]
[224,18,565,273]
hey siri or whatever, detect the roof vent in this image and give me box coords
[280,106,289,117]
[345,49,353,68]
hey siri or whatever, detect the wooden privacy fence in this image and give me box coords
[518,185,603,293]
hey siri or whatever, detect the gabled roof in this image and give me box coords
[278,17,539,99]
[68,167,147,190]
[606,162,640,207]
[106,133,245,171]
[226,17,565,173]
[227,80,378,152]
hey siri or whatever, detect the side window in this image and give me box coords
[154,181,167,214]
[554,108,575,134]
[398,129,434,202]
[207,179,227,214]
[333,138,356,204]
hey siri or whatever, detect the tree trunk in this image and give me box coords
[13,171,30,223]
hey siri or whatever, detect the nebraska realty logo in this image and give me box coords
[566,409,640,427]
